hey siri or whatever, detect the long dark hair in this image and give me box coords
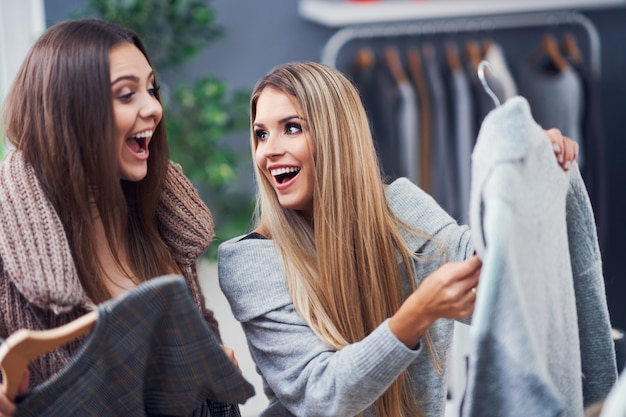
[2,19,177,302]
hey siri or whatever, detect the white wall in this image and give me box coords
[0,0,45,154]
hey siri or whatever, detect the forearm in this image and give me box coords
[245,312,421,417]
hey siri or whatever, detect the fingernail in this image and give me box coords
[553,144,560,153]
[558,155,564,163]
[564,161,571,170]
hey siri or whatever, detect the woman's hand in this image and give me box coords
[389,255,482,349]
[0,370,29,417]
[545,128,579,171]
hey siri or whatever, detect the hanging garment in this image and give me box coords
[564,51,608,259]
[516,59,585,170]
[423,43,459,219]
[446,42,475,225]
[407,46,433,193]
[13,275,255,417]
[347,50,403,181]
[384,45,420,183]
[462,96,616,417]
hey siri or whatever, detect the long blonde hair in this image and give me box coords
[250,62,440,416]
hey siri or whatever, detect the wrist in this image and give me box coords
[389,304,433,349]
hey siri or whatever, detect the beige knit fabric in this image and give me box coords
[0,150,217,387]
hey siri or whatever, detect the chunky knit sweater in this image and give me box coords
[0,150,217,388]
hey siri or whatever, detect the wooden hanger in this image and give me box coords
[0,311,97,401]
[354,46,375,70]
[446,41,462,72]
[465,40,483,72]
[532,34,569,73]
[407,46,422,81]
[562,32,582,64]
[385,45,408,83]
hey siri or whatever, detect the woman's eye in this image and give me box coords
[286,123,302,134]
[117,91,134,101]
[254,130,269,141]
[148,84,161,96]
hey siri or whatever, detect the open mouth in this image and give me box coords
[271,167,301,184]
[127,131,151,155]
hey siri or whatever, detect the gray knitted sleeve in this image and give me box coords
[218,178,472,416]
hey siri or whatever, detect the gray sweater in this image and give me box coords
[218,179,472,417]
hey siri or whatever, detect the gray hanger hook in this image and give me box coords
[477,60,501,107]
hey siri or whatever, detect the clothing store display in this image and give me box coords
[462,96,616,417]
[0,149,217,387]
[219,177,473,417]
[12,275,254,417]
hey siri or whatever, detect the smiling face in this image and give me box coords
[109,42,162,182]
[253,87,316,219]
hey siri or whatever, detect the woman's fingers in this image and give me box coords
[545,128,578,171]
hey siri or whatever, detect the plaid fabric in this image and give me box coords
[14,275,254,416]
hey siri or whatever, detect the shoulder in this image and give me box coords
[157,161,214,262]
[386,178,460,239]
[218,235,291,322]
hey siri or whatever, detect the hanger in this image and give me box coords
[407,46,423,82]
[0,311,97,401]
[465,40,483,72]
[385,45,408,83]
[446,41,462,72]
[532,34,569,73]
[478,60,501,108]
[355,46,375,70]
[562,32,582,64]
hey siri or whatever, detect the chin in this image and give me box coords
[119,169,148,182]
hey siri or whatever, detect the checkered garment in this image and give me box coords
[12,275,255,416]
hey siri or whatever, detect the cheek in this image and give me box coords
[113,106,130,138]
[154,101,164,123]
[254,145,264,168]
[254,147,268,177]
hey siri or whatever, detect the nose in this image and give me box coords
[261,134,285,158]
[139,93,163,121]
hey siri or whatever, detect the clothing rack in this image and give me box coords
[321,11,601,79]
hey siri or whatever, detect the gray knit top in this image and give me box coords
[219,178,473,417]
[0,150,217,388]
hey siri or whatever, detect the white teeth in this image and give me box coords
[271,167,300,177]
[131,130,153,139]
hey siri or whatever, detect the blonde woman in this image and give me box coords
[218,61,577,417]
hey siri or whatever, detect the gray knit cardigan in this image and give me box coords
[0,150,217,388]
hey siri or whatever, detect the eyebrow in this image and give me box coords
[253,114,303,128]
[111,71,155,86]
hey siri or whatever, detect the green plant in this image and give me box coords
[74,0,253,259]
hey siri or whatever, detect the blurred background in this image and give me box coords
[2,1,626,415]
